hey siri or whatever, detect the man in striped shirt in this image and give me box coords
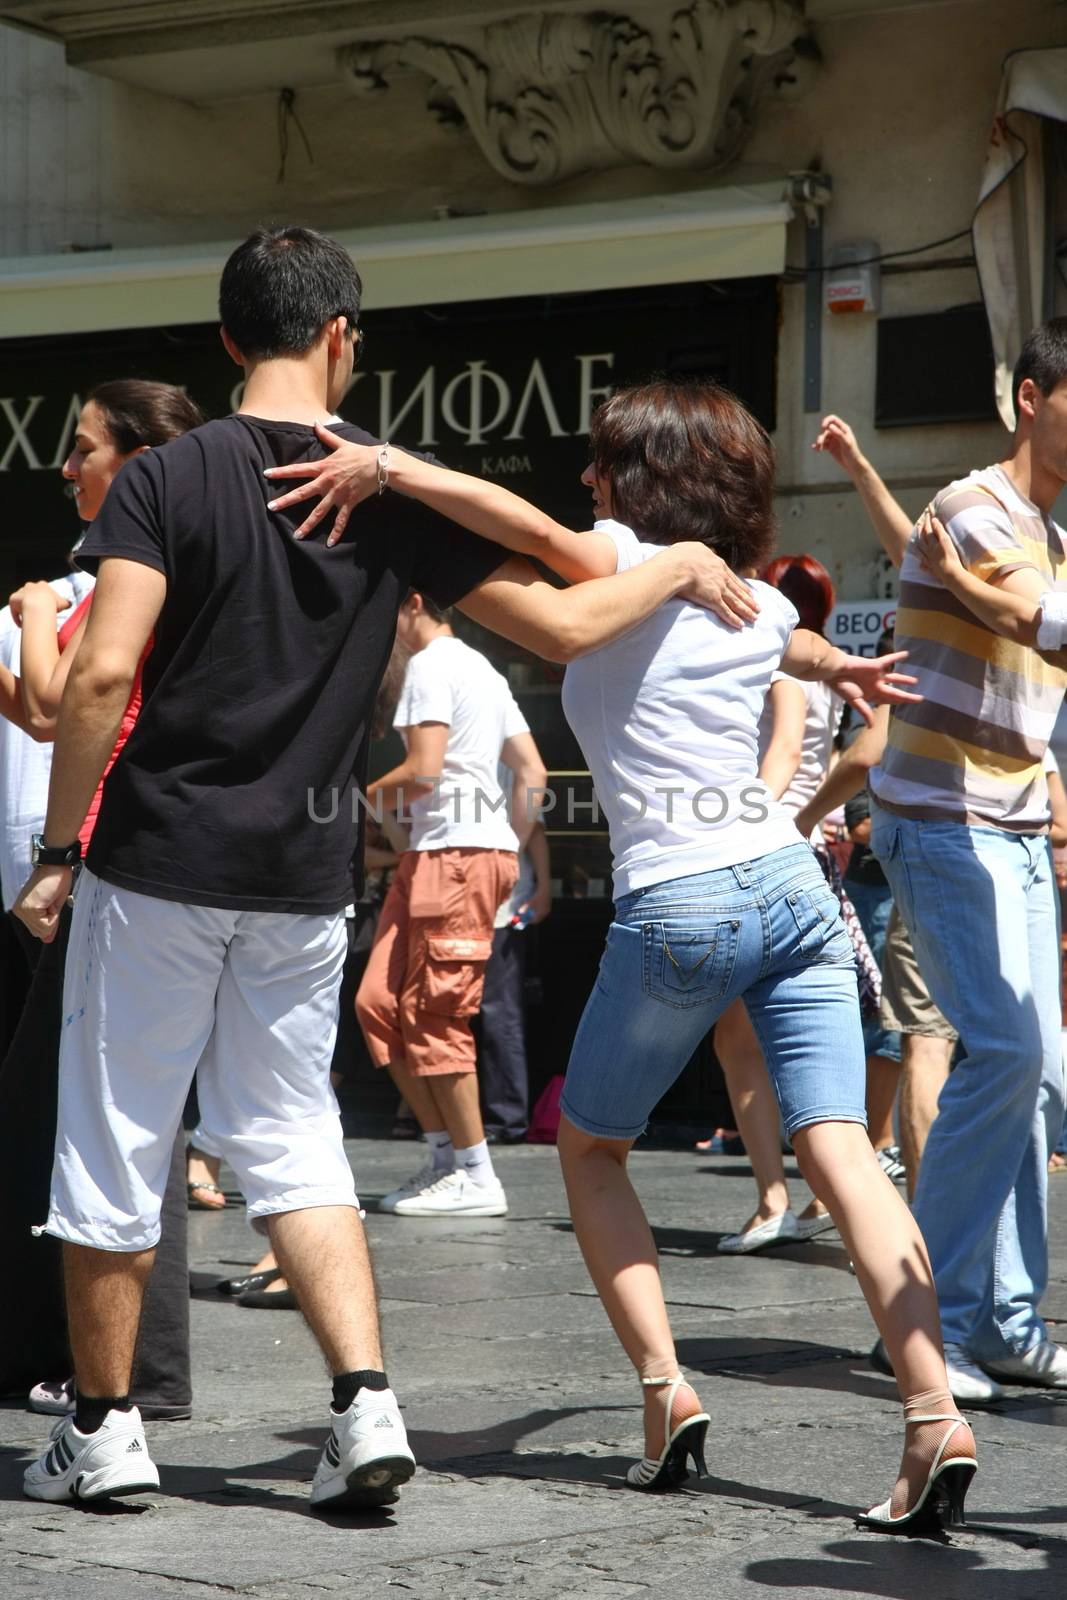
[870,318,1067,1402]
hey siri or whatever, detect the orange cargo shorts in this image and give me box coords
[355,846,518,1076]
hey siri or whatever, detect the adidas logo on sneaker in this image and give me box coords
[126,1439,143,1453]
[373,1415,394,1429]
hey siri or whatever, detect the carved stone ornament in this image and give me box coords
[336,2,819,187]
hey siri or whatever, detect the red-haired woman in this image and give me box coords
[714,552,843,1255]
[263,378,976,1531]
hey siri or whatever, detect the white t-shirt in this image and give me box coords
[561,521,802,896]
[758,674,843,816]
[0,571,96,910]
[394,635,527,852]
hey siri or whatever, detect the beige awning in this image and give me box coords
[0,182,792,340]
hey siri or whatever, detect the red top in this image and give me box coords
[56,592,149,853]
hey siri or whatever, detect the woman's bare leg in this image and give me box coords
[557,1116,703,1457]
[865,1052,901,1152]
[716,999,831,1227]
[792,1120,973,1513]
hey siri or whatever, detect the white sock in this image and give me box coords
[426,1130,454,1173]
[454,1139,495,1188]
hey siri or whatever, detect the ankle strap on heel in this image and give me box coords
[640,1374,684,1388]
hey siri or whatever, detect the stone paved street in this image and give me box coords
[2,1136,1066,1599]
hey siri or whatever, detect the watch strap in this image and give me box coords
[31,834,82,868]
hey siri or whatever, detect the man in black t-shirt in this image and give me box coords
[15,227,745,1513]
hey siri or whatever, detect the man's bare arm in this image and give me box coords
[793,706,890,837]
[368,721,449,816]
[456,547,739,663]
[814,415,914,568]
[500,730,548,851]
[915,512,1044,643]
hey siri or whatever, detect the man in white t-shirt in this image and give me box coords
[356,590,547,1216]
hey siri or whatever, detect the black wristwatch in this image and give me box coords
[30,834,82,868]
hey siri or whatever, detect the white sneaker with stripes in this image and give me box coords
[23,1407,160,1503]
[378,1160,440,1214]
[309,1388,415,1511]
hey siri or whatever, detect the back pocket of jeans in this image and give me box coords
[785,887,851,960]
[643,920,739,1009]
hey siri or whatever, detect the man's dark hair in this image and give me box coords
[219,226,362,360]
[405,589,451,625]
[1012,317,1067,413]
[589,378,776,571]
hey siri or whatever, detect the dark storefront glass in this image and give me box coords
[0,276,778,1130]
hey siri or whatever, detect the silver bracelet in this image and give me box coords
[377,443,390,496]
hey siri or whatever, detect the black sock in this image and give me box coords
[75,1392,132,1434]
[332,1370,388,1412]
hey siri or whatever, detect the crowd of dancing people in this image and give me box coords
[1,224,1066,1533]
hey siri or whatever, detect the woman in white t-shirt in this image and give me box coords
[551,390,973,1528]
[262,383,976,1532]
[715,555,841,1255]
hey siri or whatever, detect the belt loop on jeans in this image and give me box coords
[732,860,752,888]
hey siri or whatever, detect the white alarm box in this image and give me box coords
[825,241,881,315]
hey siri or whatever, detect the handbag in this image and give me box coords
[814,844,882,1020]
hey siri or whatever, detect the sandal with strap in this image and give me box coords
[626,1374,710,1492]
[858,1411,977,1533]
[187,1181,226,1211]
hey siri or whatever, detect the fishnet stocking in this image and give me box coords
[890,1386,975,1517]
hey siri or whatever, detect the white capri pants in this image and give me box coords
[45,870,357,1251]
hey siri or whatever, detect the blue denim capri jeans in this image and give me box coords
[560,841,869,1142]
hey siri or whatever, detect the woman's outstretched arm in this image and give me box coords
[264,428,761,628]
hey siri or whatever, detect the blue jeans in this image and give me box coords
[871,805,1066,1357]
[845,877,902,1064]
[560,842,868,1141]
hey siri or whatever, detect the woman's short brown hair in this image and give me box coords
[588,378,776,571]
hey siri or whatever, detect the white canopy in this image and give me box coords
[0,182,792,340]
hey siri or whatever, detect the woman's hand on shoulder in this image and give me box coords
[671,542,761,629]
[264,424,382,544]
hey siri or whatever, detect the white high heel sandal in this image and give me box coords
[625,1374,710,1492]
[858,1411,977,1533]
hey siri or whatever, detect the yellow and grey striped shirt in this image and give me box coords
[871,464,1067,832]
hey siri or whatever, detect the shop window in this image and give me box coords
[875,303,997,427]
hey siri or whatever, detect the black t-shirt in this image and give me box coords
[77,415,507,913]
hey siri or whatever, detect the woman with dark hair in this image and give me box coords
[0,379,203,1417]
[263,377,977,1531]
[714,552,843,1255]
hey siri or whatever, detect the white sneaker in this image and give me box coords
[392,1169,508,1218]
[378,1160,440,1214]
[717,1209,799,1254]
[876,1144,907,1183]
[310,1388,416,1510]
[943,1342,1005,1404]
[981,1339,1067,1389]
[28,1377,75,1416]
[23,1407,160,1503]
